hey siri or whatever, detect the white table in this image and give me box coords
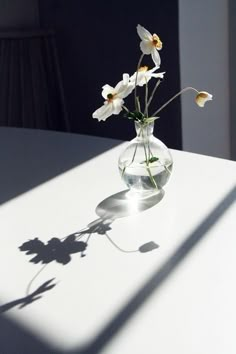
[0,127,235,354]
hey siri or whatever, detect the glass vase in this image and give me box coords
[118,121,173,197]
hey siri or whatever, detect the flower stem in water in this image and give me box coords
[142,127,158,189]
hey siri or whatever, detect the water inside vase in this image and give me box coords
[119,161,173,192]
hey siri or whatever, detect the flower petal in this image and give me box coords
[136,72,150,87]
[114,74,131,93]
[195,91,213,107]
[123,83,135,98]
[102,84,115,99]
[151,48,161,66]
[114,79,124,94]
[139,78,151,86]
[122,73,130,85]
[151,71,165,79]
[148,66,160,73]
[92,102,114,121]
[112,98,124,114]
[137,24,152,41]
[140,40,153,54]
[115,77,134,98]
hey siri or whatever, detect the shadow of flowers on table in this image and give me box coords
[19,188,163,265]
[19,235,88,265]
[0,279,56,314]
[19,218,159,265]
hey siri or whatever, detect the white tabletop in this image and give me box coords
[0,127,235,354]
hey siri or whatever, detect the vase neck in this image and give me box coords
[135,121,154,138]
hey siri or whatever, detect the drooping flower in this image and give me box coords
[130,66,165,87]
[195,91,213,107]
[92,74,134,121]
[137,24,162,66]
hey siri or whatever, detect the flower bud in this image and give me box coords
[195,91,213,107]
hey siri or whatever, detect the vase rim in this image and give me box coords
[134,120,155,126]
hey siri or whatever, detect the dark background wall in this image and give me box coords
[0,0,182,149]
[0,0,39,28]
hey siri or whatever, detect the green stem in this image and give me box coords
[122,105,129,113]
[147,79,161,111]
[164,165,172,174]
[121,144,138,177]
[122,127,142,177]
[144,78,148,117]
[136,96,141,113]
[134,53,144,111]
[141,127,158,189]
[147,141,151,161]
[152,86,199,117]
[148,142,154,160]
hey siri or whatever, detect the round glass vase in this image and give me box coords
[118,121,173,197]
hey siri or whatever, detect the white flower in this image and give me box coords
[137,24,162,66]
[195,91,213,107]
[92,74,134,121]
[130,66,165,87]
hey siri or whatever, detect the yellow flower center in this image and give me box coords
[138,66,148,72]
[152,34,162,49]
